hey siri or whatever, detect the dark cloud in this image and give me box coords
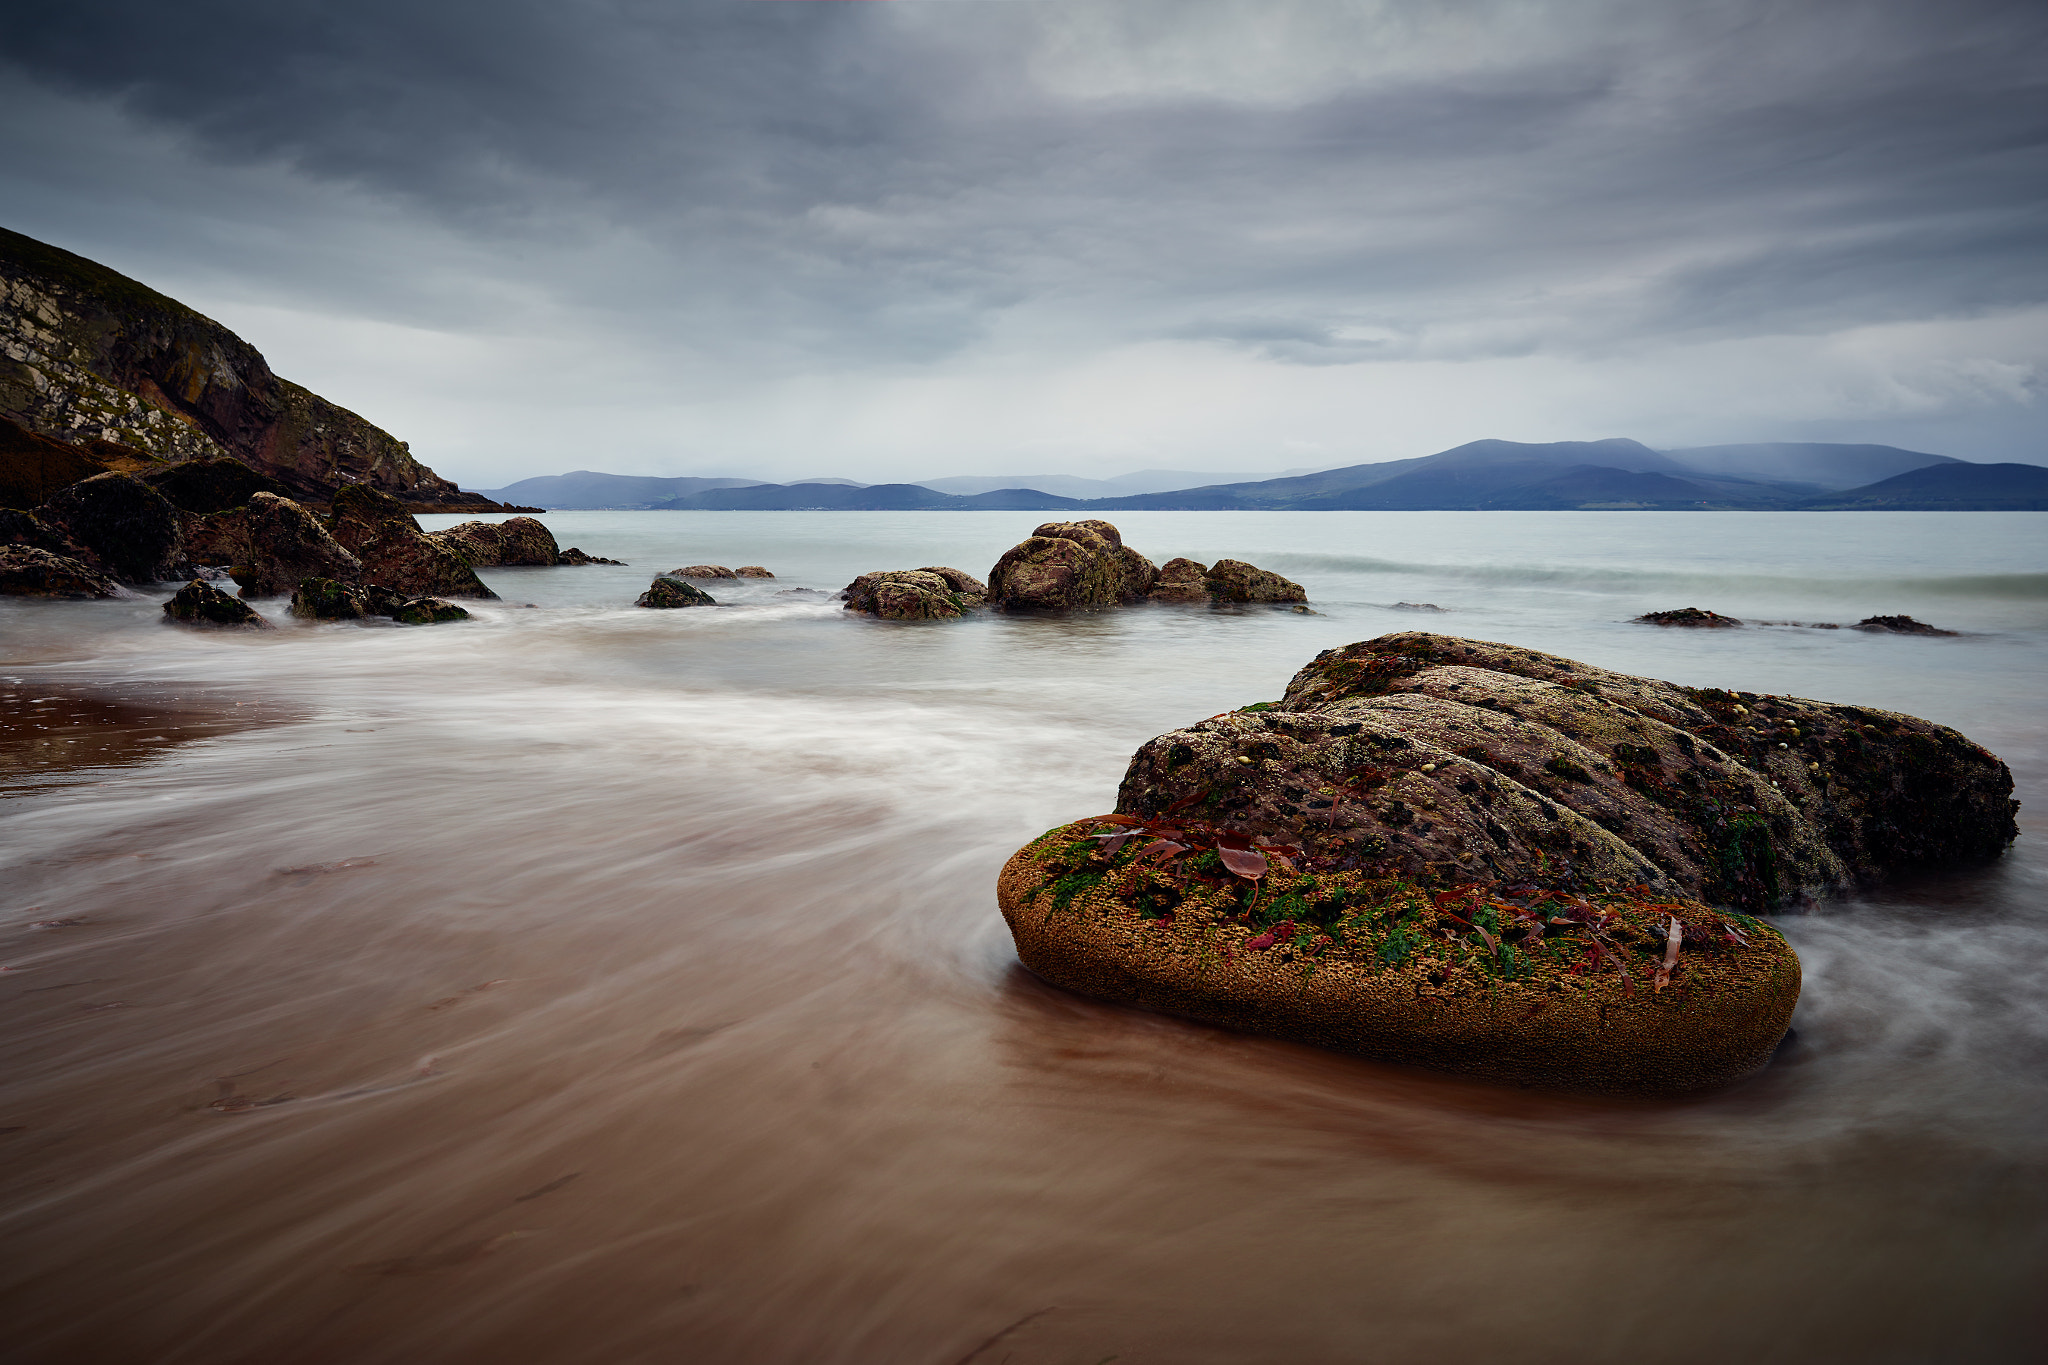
[1,0,2042,478]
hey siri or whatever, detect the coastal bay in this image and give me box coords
[2,510,2044,1363]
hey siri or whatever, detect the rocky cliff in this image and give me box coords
[0,226,496,511]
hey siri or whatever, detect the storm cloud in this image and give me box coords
[2,0,2042,483]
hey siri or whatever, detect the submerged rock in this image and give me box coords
[42,471,181,582]
[390,596,470,625]
[1636,607,1742,628]
[988,520,1158,610]
[558,547,624,565]
[0,544,125,598]
[637,577,717,608]
[329,485,496,600]
[432,517,560,567]
[841,568,983,620]
[1854,615,1957,636]
[735,565,775,578]
[670,564,738,579]
[1392,602,1448,613]
[163,578,273,629]
[997,632,2016,1092]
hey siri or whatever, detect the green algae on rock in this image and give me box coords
[162,578,273,629]
[997,632,2018,1091]
[390,597,470,625]
[999,820,1799,1092]
[637,577,717,608]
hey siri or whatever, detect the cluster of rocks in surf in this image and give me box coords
[0,454,627,629]
[997,631,2018,1093]
[1634,606,1959,634]
[631,563,776,608]
[839,519,1307,621]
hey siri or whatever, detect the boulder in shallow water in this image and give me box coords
[0,544,125,598]
[669,564,738,579]
[735,565,774,578]
[329,484,496,600]
[997,632,2017,1091]
[195,493,362,597]
[390,596,470,625]
[988,520,1157,610]
[42,471,181,582]
[637,577,717,608]
[1147,557,1210,603]
[163,578,273,629]
[290,577,372,620]
[557,547,624,565]
[431,517,560,567]
[1854,615,1956,636]
[841,568,981,620]
[1203,558,1306,604]
[1636,607,1742,628]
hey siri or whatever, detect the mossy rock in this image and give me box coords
[163,578,272,629]
[998,817,1800,1093]
[390,596,469,625]
[290,577,371,620]
[637,577,716,608]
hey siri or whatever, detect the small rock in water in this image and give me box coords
[163,579,275,629]
[734,565,775,578]
[390,597,470,625]
[556,547,625,566]
[290,577,372,620]
[1634,607,1742,628]
[1853,615,1957,636]
[670,565,738,579]
[638,577,717,608]
[1204,558,1307,604]
[1390,601,1447,613]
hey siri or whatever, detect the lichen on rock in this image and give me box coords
[841,568,983,620]
[988,520,1158,610]
[431,517,559,567]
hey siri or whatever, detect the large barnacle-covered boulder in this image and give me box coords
[988,520,1158,610]
[997,632,2017,1092]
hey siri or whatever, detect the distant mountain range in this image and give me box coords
[469,440,2045,511]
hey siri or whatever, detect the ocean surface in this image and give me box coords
[3,510,2044,1364]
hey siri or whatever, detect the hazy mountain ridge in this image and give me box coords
[475,438,2026,511]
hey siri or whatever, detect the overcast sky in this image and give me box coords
[3,0,2043,486]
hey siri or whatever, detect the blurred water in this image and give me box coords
[1,510,2043,1364]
